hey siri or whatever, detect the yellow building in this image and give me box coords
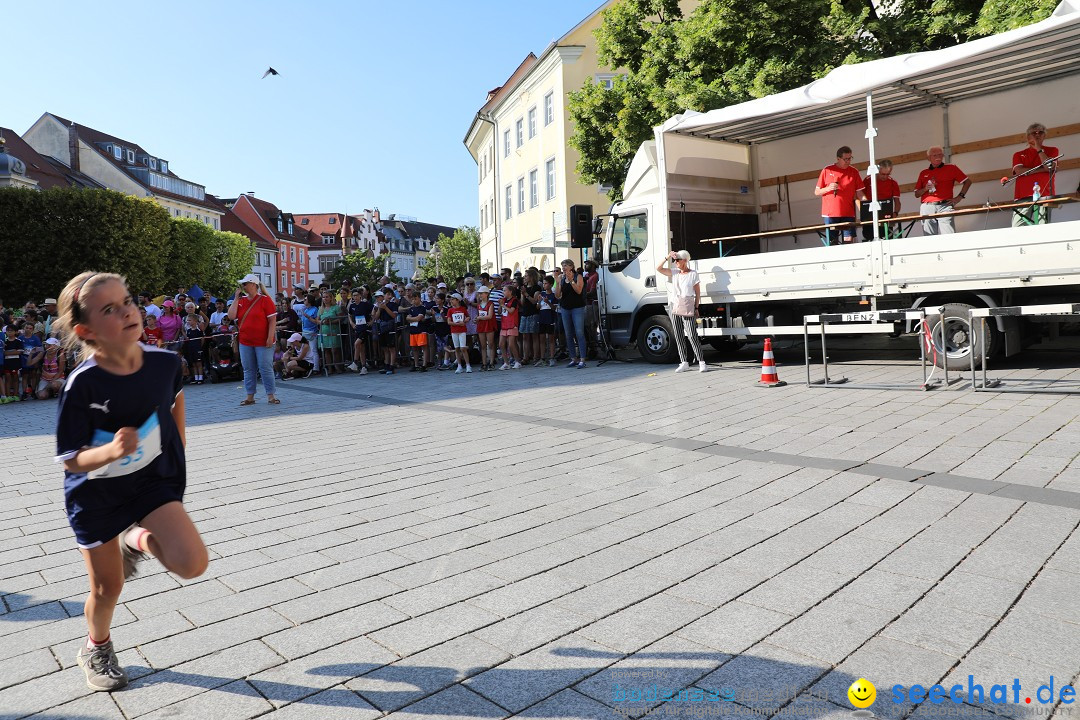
[23,112,225,228]
[464,2,620,275]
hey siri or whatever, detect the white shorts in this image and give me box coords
[451,332,467,349]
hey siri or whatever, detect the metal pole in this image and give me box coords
[866,92,881,241]
[804,318,811,386]
[820,321,829,386]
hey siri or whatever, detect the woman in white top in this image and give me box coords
[656,250,707,373]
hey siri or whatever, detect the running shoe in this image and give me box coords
[76,640,128,692]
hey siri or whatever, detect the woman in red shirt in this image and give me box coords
[227,274,279,406]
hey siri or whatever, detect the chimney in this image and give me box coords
[246,191,255,196]
[68,122,80,172]
[373,207,380,223]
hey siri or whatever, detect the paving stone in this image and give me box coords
[0,647,59,692]
[346,634,509,712]
[139,607,292,669]
[389,683,507,720]
[696,642,830,714]
[249,635,398,707]
[881,599,996,658]
[675,601,792,655]
[577,592,711,655]
[465,633,616,713]
[832,569,934,613]
[739,565,849,616]
[940,644,1065,720]
[979,609,1080,670]
[472,602,591,657]
[516,688,627,720]
[767,597,894,665]
[921,570,1025,618]
[179,578,312,627]
[137,680,273,720]
[368,602,502,657]
[257,686,381,720]
[272,576,400,625]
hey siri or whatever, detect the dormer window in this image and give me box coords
[287,220,293,234]
[149,158,157,170]
[113,145,122,160]
[277,217,283,233]
[160,161,168,173]
[127,149,135,163]
[328,217,336,224]
[301,218,309,225]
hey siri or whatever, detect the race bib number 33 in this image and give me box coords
[88,412,162,479]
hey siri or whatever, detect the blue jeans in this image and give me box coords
[560,306,586,360]
[239,343,276,397]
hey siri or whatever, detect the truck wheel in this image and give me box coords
[636,314,680,364]
[926,302,1000,371]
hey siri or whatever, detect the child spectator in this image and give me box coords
[431,293,452,369]
[538,276,557,367]
[520,269,541,365]
[52,270,207,692]
[447,293,471,374]
[498,286,523,370]
[279,333,317,379]
[475,285,497,371]
[142,313,163,347]
[181,313,206,385]
[37,337,66,399]
[2,325,23,402]
[20,321,45,398]
[405,294,430,372]
[346,289,372,375]
[210,299,228,328]
[372,290,399,374]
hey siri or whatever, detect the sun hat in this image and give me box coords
[374,290,385,297]
[450,292,463,300]
[437,282,447,288]
[288,332,303,343]
[477,285,490,293]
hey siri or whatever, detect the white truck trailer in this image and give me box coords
[594,1,1080,368]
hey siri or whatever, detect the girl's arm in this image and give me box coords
[172,391,187,448]
[63,429,138,474]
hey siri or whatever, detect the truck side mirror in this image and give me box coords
[593,237,603,259]
[593,217,604,235]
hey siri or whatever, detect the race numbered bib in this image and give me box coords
[540,301,551,310]
[88,412,162,479]
[355,316,366,326]
[410,321,420,327]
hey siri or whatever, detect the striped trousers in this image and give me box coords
[670,312,705,364]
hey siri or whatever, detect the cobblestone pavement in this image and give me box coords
[2,341,1079,720]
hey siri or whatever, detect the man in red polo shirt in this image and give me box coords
[1011,122,1060,227]
[914,146,971,236]
[814,146,866,245]
[861,159,902,241]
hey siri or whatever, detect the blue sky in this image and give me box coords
[5,1,605,228]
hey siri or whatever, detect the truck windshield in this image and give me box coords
[609,213,647,267]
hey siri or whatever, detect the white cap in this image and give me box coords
[288,332,303,342]
[45,337,61,346]
[374,290,385,297]
[477,285,490,293]
[239,273,260,285]
[437,282,447,288]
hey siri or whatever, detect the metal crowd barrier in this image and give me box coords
[970,304,1080,394]
[803,308,945,391]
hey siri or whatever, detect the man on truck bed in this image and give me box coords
[914,146,971,235]
[814,146,866,245]
[861,158,901,241]
[1010,122,1060,227]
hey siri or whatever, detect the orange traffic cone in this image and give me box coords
[758,338,786,387]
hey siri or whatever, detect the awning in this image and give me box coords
[662,0,1080,144]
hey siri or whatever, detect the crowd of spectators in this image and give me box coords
[0,262,604,403]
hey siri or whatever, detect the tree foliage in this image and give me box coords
[569,0,1059,199]
[421,227,481,281]
[328,251,401,290]
[0,187,255,305]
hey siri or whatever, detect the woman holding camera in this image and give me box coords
[657,250,707,373]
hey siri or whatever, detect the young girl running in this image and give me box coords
[53,271,208,692]
[474,286,497,371]
[498,286,522,370]
[447,293,471,373]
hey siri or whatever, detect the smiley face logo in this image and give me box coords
[848,678,876,709]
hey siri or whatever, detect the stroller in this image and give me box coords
[206,328,243,384]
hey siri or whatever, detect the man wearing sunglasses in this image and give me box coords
[1010,123,1059,227]
[814,146,866,245]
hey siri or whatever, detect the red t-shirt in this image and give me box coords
[863,175,900,202]
[817,164,862,218]
[916,164,967,202]
[447,305,468,332]
[500,300,519,330]
[1012,145,1058,199]
[235,294,277,347]
[475,301,497,333]
[143,327,163,346]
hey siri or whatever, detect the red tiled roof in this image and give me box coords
[46,113,222,213]
[221,211,277,251]
[293,213,345,245]
[237,194,309,245]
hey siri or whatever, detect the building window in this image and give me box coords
[515,118,524,148]
[329,217,336,224]
[149,158,157,170]
[544,91,554,126]
[281,271,287,287]
[265,274,272,288]
[127,149,135,163]
[290,248,296,262]
[480,205,486,230]
[301,218,309,225]
[291,272,297,286]
[213,218,219,229]
[546,157,556,200]
[322,234,335,245]
[529,169,538,208]
[160,161,168,173]
[319,255,340,274]
[277,217,283,232]
[113,146,122,160]
[517,177,525,214]
[299,250,304,263]
[505,185,512,220]
[528,107,537,138]
[287,219,293,234]
[595,73,621,90]
[280,247,286,260]
[503,130,510,157]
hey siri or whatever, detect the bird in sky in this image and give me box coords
[261,67,280,79]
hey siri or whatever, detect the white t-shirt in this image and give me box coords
[144,303,162,319]
[668,269,699,317]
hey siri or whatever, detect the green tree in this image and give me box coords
[421,227,480,281]
[206,230,257,298]
[0,187,170,305]
[568,0,1057,199]
[167,218,217,294]
[329,252,401,290]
